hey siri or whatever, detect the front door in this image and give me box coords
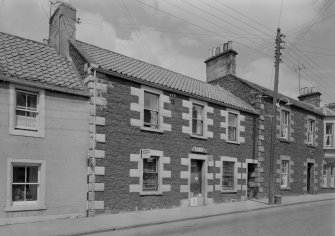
[190,159,204,206]
[307,163,314,193]
[247,163,257,199]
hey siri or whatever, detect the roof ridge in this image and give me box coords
[0,31,53,48]
[76,40,227,90]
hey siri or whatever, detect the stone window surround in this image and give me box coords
[129,149,171,196]
[5,158,46,212]
[220,108,245,144]
[217,156,238,193]
[130,85,171,133]
[9,84,45,138]
[182,98,213,139]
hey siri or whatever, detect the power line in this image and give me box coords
[136,0,274,59]
[118,0,158,65]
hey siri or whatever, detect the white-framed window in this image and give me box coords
[6,159,46,212]
[228,112,238,142]
[143,156,159,191]
[222,161,235,190]
[280,160,289,188]
[144,91,159,129]
[322,164,328,188]
[192,103,204,136]
[280,109,290,140]
[331,167,335,188]
[325,123,334,148]
[219,156,238,192]
[9,84,45,137]
[307,119,315,146]
[15,90,38,130]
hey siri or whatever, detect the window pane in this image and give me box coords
[143,157,157,173]
[228,113,237,127]
[26,166,38,183]
[228,127,237,141]
[192,104,203,120]
[222,161,234,190]
[144,92,158,111]
[12,184,25,201]
[326,124,333,134]
[144,110,158,128]
[192,119,203,135]
[13,166,25,183]
[26,184,38,201]
[16,92,26,108]
[143,157,158,191]
[27,94,37,110]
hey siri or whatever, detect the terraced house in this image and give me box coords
[206,43,335,197]
[0,32,90,224]
[48,3,265,213]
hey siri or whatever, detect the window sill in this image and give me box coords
[279,139,291,143]
[140,126,164,134]
[280,187,290,190]
[190,134,208,140]
[5,204,47,212]
[307,144,317,148]
[226,140,240,145]
[221,190,238,193]
[9,127,44,138]
[140,191,163,196]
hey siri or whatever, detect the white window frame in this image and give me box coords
[9,84,45,137]
[189,99,208,139]
[307,118,316,146]
[228,112,238,142]
[143,91,160,129]
[139,86,163,133]
[219,156,238,193]
[322,164,328,188]
[139,150,163,195]
[325,123,334,148]
[331,167,335,188]
[280,160,290,189]
[280,109,290,140]
[5,159,46,212]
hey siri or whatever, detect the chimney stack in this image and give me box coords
[204,41,237,83]
[297,87,321,107]
[49,2,77,59]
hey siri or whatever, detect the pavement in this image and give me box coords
[1,193,335,236]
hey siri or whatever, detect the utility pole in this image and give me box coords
[268,28,285,205]
[294,64,305,95]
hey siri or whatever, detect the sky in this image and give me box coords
[1,0,335,104]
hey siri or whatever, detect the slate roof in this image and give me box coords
[319,106,335,116]
[0,32,89,96]
[72,40,256,114]
[223,74,324,116]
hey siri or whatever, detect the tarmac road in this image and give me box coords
[90,199,335,236]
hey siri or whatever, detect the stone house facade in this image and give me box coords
[205,43,335,197]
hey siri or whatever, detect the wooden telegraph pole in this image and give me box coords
[268,28,285,204]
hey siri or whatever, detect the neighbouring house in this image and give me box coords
[320,103,335,189]
[0,31,90,224]
[205,42,335,197]
[50,2,263,213]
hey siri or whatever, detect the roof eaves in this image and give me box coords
[95,67,258,115]
[225,74,324,116]
[0,73,90,97]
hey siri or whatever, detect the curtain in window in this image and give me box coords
[326,124,333,147]
[280,111,289,139]
[281,161,289,188]
[143,157,158,191]
[144,92,159,128]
